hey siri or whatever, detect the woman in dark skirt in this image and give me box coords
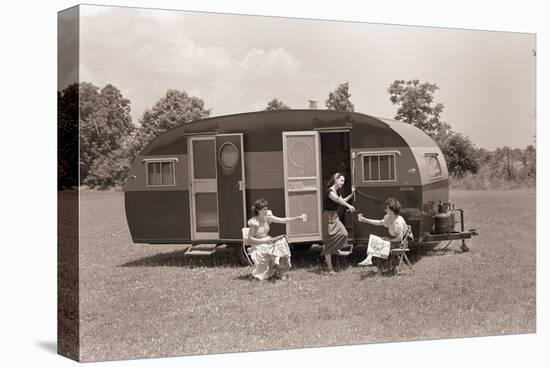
[321,172,355,274]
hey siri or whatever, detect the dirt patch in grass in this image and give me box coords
[75,189,536,362]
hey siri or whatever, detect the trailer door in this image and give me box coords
[282,131,323,242]
[216,134,246,239]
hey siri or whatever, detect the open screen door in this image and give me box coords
[282,131,322,242]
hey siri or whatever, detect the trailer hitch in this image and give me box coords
[457,209,478,252]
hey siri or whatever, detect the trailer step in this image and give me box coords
[185,243,222,257]
[335,244,354,257]
[191,244,218,251]
[185,250,215,256]
[335,250,352,256]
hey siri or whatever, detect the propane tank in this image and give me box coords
[434,202,456,234]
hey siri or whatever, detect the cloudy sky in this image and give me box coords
[60,4,536,150]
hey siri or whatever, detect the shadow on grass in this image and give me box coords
[119,243,465,270]
[235,273,255,281]
[290,247,383,274]
[420,248,469,257]
[233,273,294,283]
[351,243,471,280]
[120,247,329,269]
[359,269,379,280]
[351,246,420,279]
[119,248,245,268]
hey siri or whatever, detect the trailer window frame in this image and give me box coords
[424,152,443,179]
[143,158,178,187]
[361,151,399,183]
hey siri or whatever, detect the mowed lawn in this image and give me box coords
[76,189,536,362]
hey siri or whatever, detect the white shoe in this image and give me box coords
[358,257,373,266]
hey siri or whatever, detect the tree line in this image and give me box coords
[386,79,535,188]
[58,80,535,189]
[58,83,210,189]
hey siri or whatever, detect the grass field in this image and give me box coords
[74,189,536,362]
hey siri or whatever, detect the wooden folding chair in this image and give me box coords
[388,225,414,275]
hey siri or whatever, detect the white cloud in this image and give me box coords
[239,47,302,78]
[78,6,312,119]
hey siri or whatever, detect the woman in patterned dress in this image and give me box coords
[247,198,306,280]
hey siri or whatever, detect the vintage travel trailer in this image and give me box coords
[123,110,477,261]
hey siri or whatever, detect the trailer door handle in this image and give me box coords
[408,168,417,174]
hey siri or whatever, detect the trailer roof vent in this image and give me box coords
[308,99,318,109]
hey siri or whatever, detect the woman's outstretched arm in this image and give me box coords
[328,191,355,212]
[343,187,356,202]
[267,212,304,224]
[357,213,384,226]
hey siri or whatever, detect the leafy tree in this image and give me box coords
[486,146,531,181]
[439,132,479,178]
[473,147,492,166]
[58,84,80,189]
[388,79,449,137]
[451,145,536,189]
[79,82,134,183]
[85,132,141,189]
[138,89,210,140]
[325,82,354,112]
[265,98,290,111]
[132,89,211,160]
[86,89,210,188]
[522,145,536,180]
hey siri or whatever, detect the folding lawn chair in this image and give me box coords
[388,225,414,275]
[241,227,254,267]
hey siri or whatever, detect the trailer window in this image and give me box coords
[146,161,175,186]
[362,153,397,182]
[425,153,442,178]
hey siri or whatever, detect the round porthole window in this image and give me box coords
[219,142,239,169]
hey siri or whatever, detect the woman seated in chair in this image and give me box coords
[247,198,306,280]
[357,197,408,266]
